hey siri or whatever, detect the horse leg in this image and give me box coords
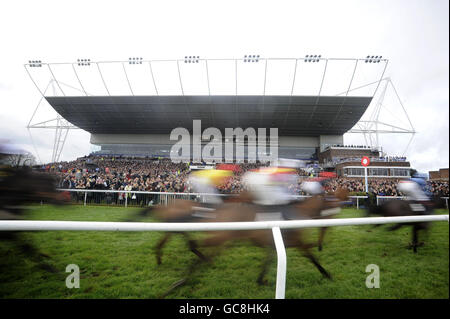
[193,232,233,263]
[159,234,223,299]
[387,223,403,232]
[10,233,57,273]
[367,224,381,232]
[181,233,209,262]
[159,258,203,299]
[411,225,419,253]
[417,223,430,247]
[159,278,188,299]
[300,246,332,280]
[124,206,155,222]
[256,248,275,286]
[318,227,327,251]
[198,231,235,249]
[154,233,172,265]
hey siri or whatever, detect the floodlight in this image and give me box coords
[244,54,260,62]
[364,54,383,63]
[184,55,200,63]
[29,59,43,67]
[77,58,91,66]
[128,57,142,64]
[305,54,321,63]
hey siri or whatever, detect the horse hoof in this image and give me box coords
[257,279,268,286]
[407,242,423,250]
[318,246,323,252]
[158,278,188,299]
[204,256,213,264]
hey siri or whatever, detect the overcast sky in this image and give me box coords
[0,0,448,173]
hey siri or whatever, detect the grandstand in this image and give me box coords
[25,55,423,182]
[47,94,370,162]
[26,56,393,165]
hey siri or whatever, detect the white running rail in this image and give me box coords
[0,214,448,299]
[56,189,369,209]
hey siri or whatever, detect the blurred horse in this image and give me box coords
[282,187,349,251]
[124,191,254,265]
[366,197,434,253]
[0,166,67,272]
[126,189,338,297]
[160,200,332,298]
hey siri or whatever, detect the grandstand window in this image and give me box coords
[390,168,410,177]
[368,168,389,176]
[344,167,364,176]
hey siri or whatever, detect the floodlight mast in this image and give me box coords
[347,77,416,156]
[24,76,78,163]
[25,55,391,163]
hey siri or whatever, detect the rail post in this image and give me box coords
[125,195,128,208]
[272,227,286,299]
[356,197,359,210]
[84,192,87,207]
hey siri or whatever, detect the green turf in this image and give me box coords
[0,205,448,299]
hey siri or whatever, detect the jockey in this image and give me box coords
[188,165,236,205]
[397,174,431,202]
[300,178,326,196]
[242,159,300,206]
[397,173,433,214]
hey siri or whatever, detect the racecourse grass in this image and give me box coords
[0,205,448,299]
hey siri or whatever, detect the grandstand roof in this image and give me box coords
[46,95,372,136]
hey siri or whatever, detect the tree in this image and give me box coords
[5,152,36,167]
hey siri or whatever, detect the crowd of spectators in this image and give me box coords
[324,178,402,196]
[428,180,450,198]
[41,155,449,198]
[48,156,190,193]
